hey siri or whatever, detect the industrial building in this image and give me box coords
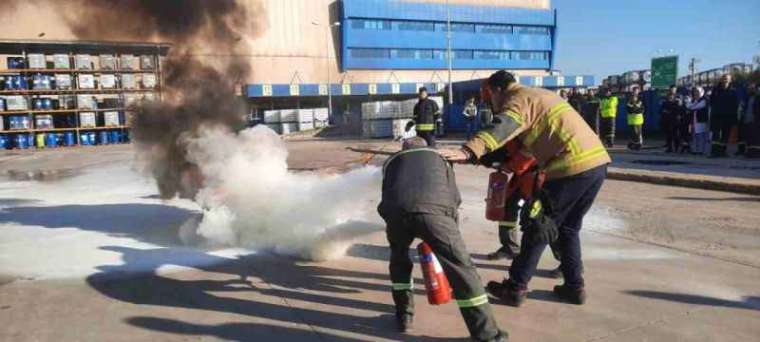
[1,0,595,148]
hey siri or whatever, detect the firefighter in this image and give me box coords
[599,88,618,147]
[626,86,645,150]
[439,70,610,307]
[409,87,440,148]
[379,136,506,342]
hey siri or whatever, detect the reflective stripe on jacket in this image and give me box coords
[463,83,611,180]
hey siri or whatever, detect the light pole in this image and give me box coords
[312,20,341,118]
[446,0,453,105]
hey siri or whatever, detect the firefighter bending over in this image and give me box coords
[378,137,506,341]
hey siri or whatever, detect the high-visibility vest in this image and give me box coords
[627,113,644,126]
[600,96,618,118]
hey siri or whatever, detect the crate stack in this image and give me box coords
[261,107,329,135]
[360,96,442,139]
[0,41,165,150]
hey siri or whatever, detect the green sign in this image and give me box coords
[651,56,679,89]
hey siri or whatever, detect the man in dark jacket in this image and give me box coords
[660,86,683,153]
[581,89,600,134]
[379,137,506,342]
[709,74,740,157]
[746,83,760,158]
[411,87,440,147]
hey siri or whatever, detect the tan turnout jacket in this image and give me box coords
[464,83,611,180]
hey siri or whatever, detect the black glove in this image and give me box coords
[479,148,509,168]
[520,199,559,246]
[404,121,415,132]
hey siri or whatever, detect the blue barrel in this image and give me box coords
[79,133,90,146]
[33,99,44,110]
[109,131,121,144]
[64,132,75,146]
[3,77,12,90]
[14,134,29,149]
[45,133,58,147]
[0,98,5,111]
[42,98,52,109]
[99,131,110,145]
[87,132,96,145]
[26,134,34,147]
[17,76,28,90]
[0,134,8,149]
[122,130,130,143]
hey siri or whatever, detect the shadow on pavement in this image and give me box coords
[0,203,196,246]
[87,246,456,341]
[667,196,760,202]
[625,290,760,311]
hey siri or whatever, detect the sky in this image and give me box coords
[552,0,760,83]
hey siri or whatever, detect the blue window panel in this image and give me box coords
[343,0,555,26]
[477,24,513,34]
[271,84,290,97]
[542,77,558,87]
[400,83,419,94]
[450,23,475,32]
[343,57,549,70]
[300,84,320,96]
[376,83,393,94]
[514,26,550,35]
[395,20,436,31]
[246,84,263,97]
[352,83,370,95]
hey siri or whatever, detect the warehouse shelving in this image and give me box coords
[0,39,170,149]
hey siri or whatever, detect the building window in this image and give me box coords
[477,24,513,34]
[514,51,548,60]
[514,26,549,35]
[396,21,436,31]
[454,50,474,59]
[450,23,475,32]
[391,49,433,59]
[475,50,510,60]
[350,48,390,58]
[351,19,391,30]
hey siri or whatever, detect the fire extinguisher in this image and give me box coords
[417,242,452,305]
[485,164,510,222]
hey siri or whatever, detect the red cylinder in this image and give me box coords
[485,170,511,221]
[417,242,452,305]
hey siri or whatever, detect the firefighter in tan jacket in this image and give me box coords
[439,70,610,307]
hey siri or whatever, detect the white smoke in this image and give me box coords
[182,125,384,261]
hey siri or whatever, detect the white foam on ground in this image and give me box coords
[0,161,250,280]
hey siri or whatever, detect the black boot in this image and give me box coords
[486,280,527,307]
[396,313,413,333]
[553,284,586,305]
[487,246,517,261]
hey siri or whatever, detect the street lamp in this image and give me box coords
[312,20,341,119]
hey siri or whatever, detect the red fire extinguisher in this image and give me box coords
[485,165,511,221]
[417,242,452,305]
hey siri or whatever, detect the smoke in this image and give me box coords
[12,1,386,260]
[182,126,384,261]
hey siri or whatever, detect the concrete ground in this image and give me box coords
[1,139,759,341]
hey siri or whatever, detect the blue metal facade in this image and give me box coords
[245,75,594,98]
[340,0,556,70]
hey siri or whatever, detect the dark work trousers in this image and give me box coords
[748,120,760,158]
[629,125,643,149]
[600,117,615,147]
[508,165,607,290]
[498,198,561,261]
[465,118,477,140]
[384,210,500,341]
[710,116,734,156]
[679,121,691,153]
[664,120,681,152]
[737,123,749,154]
[417,130,436,148]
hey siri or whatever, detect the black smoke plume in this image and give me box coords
[20,0,265,198]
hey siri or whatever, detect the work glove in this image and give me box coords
[520,199,559,246]
[404,121,415,132]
